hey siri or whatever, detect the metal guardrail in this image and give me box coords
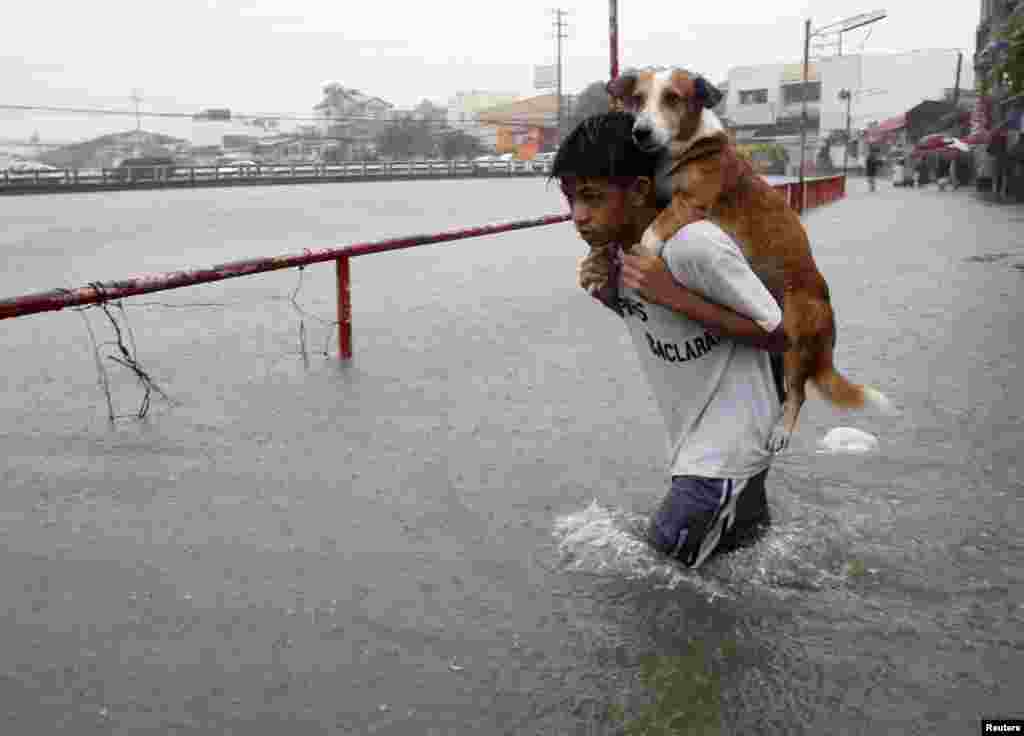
[0,160,553,193]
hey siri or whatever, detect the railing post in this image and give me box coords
[336,256,352,360]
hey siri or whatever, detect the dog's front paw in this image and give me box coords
[766,420,792,454]
[639,228,664,255]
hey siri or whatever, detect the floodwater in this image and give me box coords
[1,178,1022,735]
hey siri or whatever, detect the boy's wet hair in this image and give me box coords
[549,112,661,193]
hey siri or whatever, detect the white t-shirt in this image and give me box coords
[615,220,783,479]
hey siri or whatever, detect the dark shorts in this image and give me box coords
[646,353,782,568]
[646,468,771,568]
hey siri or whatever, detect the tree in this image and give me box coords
[374,115,436,159]
[438,128,486,159]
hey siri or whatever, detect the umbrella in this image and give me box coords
[965,129,992,145]
[917,134,949,150]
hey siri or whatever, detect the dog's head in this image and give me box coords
[606,68,723,152]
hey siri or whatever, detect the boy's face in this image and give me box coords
[562,176,639,248]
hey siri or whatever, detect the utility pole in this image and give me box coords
[952,51,963,111]
[798,11,887,207]
[549,8,570,145]
[839,89,853,176]
[130,88,143,132]
[609,0,619,82]
[799,18,811,211]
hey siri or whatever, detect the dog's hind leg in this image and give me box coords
[766,345,815,453]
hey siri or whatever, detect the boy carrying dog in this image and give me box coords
[552,113,788,568]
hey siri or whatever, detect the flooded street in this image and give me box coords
[1,178,1022,734]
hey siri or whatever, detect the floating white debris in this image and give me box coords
[817,427,880,455]
[448,660,465,673]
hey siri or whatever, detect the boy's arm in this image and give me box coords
[655,283,788,352]
[624,229,787,352]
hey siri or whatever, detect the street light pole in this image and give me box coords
[798,10,886,210]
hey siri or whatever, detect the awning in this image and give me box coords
[913,134,953,154]
[864,114,906,144]
[965,129,992,145]
[876,114,907,132]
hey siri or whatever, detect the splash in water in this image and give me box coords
[552,497,853,599]
[553,500,730,599]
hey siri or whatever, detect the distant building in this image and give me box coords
[724,51,975,174]
[411,99,448,123]
[314,82,395,160]
[247,134,339,164]
[712,81,729,124]
[476,94,558,159]
[446,90,522,148]
[974,0,1023,197]
[975,0,1024,122]
[222,134,260,153]
[39,130,189,169]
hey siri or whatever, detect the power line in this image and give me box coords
[130,89,143,132]
[0,101,564,135]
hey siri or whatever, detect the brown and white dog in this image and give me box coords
[596,66,894,452]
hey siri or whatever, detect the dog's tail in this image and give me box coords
[811,360,898,416]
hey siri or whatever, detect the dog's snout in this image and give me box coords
[633,126,653,143]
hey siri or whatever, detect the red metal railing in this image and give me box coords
[0,213,572,359]
[775,175,846,213]
[0,3,845,361]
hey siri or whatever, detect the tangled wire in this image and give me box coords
[69,266,338,424]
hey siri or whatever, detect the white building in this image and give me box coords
[724,50,974,173]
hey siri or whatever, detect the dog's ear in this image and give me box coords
[606,70,638,101]
[694,76,724,109]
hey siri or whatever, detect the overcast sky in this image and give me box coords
[1,0,978,141]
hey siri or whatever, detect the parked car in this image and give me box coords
[6,160,58,172]
[112,156,176,182]
[4,160,60,179]
[216,159,259,174]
